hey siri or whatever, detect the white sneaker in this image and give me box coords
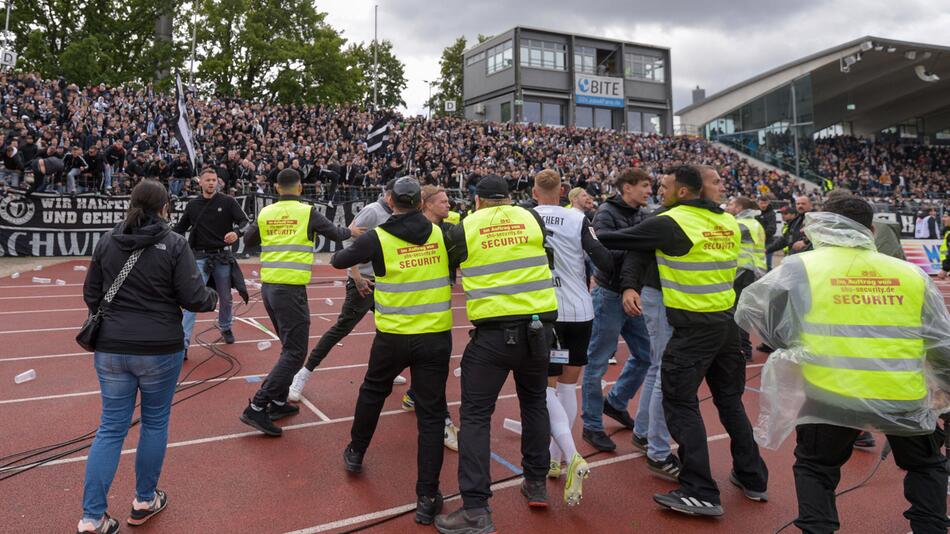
[393,374,407,385]
[288,368,311,402]
[444,421,459,451]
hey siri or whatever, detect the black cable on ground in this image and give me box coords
[341,364,768,532]
[0,288,263,481]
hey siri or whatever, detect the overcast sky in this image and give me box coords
[318,0,950,117]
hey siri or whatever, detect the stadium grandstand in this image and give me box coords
[678,36,950,206]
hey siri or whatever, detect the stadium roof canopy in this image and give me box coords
[677,36,950,138]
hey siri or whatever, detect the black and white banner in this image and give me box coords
[366,114,391,155]
[0,192,366,257]
[173,73,197,173]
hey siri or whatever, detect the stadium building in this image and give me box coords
[677,36,950,181]
[462,26,673,133]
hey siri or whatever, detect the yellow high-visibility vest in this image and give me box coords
[656,205,740,312]
[736,216,767,275]
[445,211,461,225]
[374,225,452,334]
[459,205,557,321]
[799,246,927,411]
[258,200,314,285]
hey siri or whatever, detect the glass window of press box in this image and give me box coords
[575,46,596,74]
[520,39,566,70]
[624,53,665,83]
[487,40,513,75]
[702,75,815,177]
[523,101,564,126]
[627,111,663,134]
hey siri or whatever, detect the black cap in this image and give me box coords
[392,177,421,207]
[475,174,509,199]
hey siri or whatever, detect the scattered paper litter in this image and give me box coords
[453,367,462,377]
[32,265,42,271]
[32,277,51,284]
[14,369,36,384]
[324,298,333,305]
[73,265,88,272]
[256,341,272,351]
[10,272,19,279]
[55,279,67,286]
[333,280,343,287]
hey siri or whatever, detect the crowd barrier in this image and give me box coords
[0,192,366,257]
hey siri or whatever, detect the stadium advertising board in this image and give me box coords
[901,239,944,275]
[0,192,361,257]
[574,73,624,108]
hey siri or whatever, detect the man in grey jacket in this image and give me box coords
[288,179,397,400]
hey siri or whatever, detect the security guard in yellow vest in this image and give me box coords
[736,197,950,534]
[726,196,767,359]
[599,165,768,517]
[435,175,558,534]
[329,177,453,524]
[239,168,358,436]
[445,210,461,225]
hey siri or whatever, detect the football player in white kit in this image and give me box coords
[531,169,614,506]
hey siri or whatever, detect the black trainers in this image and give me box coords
[653,489,723,517]
[520,478,548,508]
[603,399,635,429]
[582,428,616,452]
[239,402,282,436]
[127,488,167,526]
[756,343,774,353]
[343,445,364,473]
[183,348,188,361]
[268,401,299,421]
[221,329,235,344]
[434,506,496,534]
[729,470,768,502]
[632,432,648,452]
[647,454,681,482]
[853,431,876,449]
[76,513,120,534]
[415,492,444,525]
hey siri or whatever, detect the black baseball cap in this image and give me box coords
[392,177,421,207]
[476,174,509,199]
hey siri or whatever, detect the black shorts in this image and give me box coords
[548,320,593,377]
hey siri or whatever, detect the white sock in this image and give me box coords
[556,381,578,429]
[547,387,577,461]
[298,368,312,379]
[546,388,563,463]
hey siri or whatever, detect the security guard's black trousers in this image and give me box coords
[458,323,551,509]
[661,320,768,502]
[349,330,451,498]
[794,423,949,534]
[253,283,310,406]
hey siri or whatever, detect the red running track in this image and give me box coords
[0,259,947,533]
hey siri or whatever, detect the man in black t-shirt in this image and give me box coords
[174,167,250,352]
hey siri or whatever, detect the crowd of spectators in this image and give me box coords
[0,72,944,214]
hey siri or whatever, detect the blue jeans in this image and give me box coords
[634,287,674,461]
[170,178,185,196]
[102,164,113,190]
[581,286,652,433]
[182,257,233,350]
[82,351,184,521]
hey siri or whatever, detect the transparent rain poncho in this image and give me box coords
[735,212,950,449]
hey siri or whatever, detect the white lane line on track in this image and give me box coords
[0,381,618,473]
[299,394,332,422]
[283,432,731,534]
[0,354,463,405]
[0,319,473,362]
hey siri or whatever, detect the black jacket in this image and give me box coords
[2,149,23,171]
[83,215,218,355]
[767,212,812,255]
[331,210,437,277]
[756,205,777,246]
[599,199,734,327]
[591,195,648,292]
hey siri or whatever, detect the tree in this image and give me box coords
[346,40,407,109]
[11,0,185,86]
[427,34,492,119]
[192,0,361,104]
